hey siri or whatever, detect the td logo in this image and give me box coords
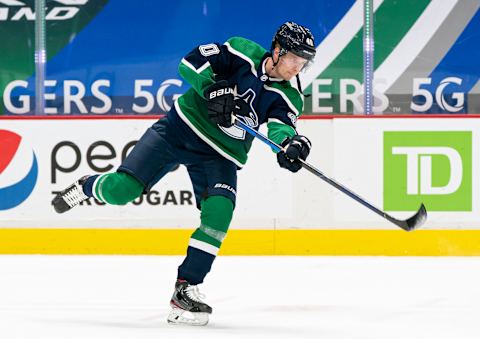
[384,131,471,211]
[0,130,38,210]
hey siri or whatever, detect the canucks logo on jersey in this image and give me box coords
[220,87,258,140]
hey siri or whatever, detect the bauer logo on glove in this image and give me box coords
[208,87,234,99]
[204,80,236,128]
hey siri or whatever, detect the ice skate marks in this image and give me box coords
[0,130,38,210]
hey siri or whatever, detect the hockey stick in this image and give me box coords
[234,117,427,231]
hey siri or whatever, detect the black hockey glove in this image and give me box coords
[277,135,312,173]
[204,80,235,127]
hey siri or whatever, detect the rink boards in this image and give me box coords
[1,116,480,255]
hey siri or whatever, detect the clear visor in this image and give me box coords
[280,51,313,71]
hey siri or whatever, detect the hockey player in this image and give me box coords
[52,21,316,326]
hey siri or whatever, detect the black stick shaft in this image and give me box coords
[234,117,425,231]
[299,159,388,220]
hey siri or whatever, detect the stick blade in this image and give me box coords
[388,203,427,232]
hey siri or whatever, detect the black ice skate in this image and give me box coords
[52,176,90,213]
[167,279,212,326]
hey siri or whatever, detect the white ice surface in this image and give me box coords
[1,255,480,339]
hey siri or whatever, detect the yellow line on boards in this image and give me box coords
[0,229,479,256]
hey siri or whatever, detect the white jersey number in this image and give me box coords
[199,44,220,56]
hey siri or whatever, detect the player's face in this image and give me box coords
[277,52,308,80]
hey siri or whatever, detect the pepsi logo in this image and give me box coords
[0,130,38,210]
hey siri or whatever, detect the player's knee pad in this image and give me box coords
[94,172,144,205]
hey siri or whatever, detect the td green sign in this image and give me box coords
[384,131,472,211]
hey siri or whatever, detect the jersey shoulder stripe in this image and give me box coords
[225,37,266,70]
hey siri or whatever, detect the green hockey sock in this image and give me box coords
[189,195,234,255]
[93,172,144,205]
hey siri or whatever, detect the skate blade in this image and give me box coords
[167,307,209,326]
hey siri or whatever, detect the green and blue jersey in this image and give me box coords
[175,36,304,167]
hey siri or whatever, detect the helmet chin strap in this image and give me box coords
[296,74,308,97]
[271,47,287,70]
[271,53,280,69]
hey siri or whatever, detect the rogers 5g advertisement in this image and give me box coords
[1,0,478,115]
